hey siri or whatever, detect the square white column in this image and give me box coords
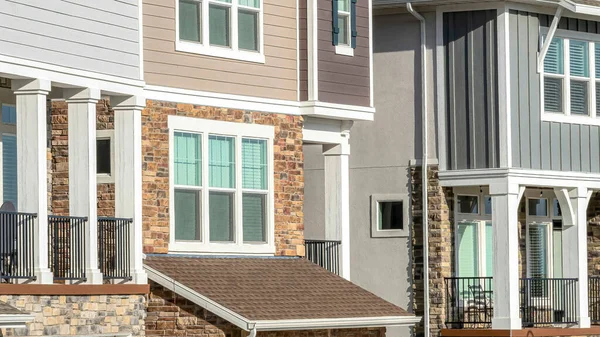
[64,88,103,284]
[12,79,53,284]
[112,96,147,284]
[323,142,350,280]
[490,181,522,330]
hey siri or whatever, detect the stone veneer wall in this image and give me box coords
[410,165,452,337]
[0,295,145,336]
[142,100,305,256]
[147,281,384,337]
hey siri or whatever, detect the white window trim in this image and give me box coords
[0,103,17,205]
[96,130,115,184]
[168,115,275,255]
[335,1,354,56]
[540,27,600,126]
[175,0,266,64]
[370,194,409,238]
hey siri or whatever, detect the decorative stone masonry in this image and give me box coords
[147,281,384,337]
[142,100,305,256]
[0,295,145,336]
[588,192,600,276]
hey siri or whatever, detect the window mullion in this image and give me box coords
[232,1,239,51]
[478,221,485,278]
[202,132,209,243]
[565,38,571,116]
[235,135,243,244]
[591,41,596,118]
[202,0,210,46]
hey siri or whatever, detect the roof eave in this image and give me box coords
[0,313,35,329]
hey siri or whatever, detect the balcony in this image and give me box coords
[304,239,342,275]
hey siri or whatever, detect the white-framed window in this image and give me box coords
[168,116,275,255]
[96,130,115,184]
[370,194,409,238]
[334,0,354,56]
[540,28,600,125]
[176,0,265,63]
[0,103,16,207]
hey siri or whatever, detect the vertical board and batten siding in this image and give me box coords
[0,0,141,80]
[317,0,370,107]
[143,0,297,101]
[510,11,600,173]
[444,10,500,170]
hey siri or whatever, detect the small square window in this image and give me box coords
[371,194,409,238]
[528,198,548,217]
[96,130,115,183]
[457,195,478,214]
[379,201,403,231]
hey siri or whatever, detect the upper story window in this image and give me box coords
[168,116,274,254]
[177,0,265,63]
[332,0,357,56]
[370,194,409,238]
[541,30,600,125]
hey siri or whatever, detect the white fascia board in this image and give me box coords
[254,316,422,331]
[0,314,35,328]
[299,101,375,121]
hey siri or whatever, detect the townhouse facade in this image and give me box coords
[305,1,600,337]
[0,0,420,336]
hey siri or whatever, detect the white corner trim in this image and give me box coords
[335,45,355,57]
[307,0,319,101]
[369,0,374,108]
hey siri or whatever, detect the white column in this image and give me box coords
[323,142,350,280]
[490,181,522,330]
[112,96,147,284]
[563,187,591,328]
[12,79,53,284]
[64,88,103,284]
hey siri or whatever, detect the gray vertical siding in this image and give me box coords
[510,11,600,173]
[444,10,500,170]
[0,0,140,80]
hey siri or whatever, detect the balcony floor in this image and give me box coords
[441,327,600,337]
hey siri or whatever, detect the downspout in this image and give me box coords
[406,4,429,337]
[247,326,257,337]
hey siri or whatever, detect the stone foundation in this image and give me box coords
[0,294,145,336]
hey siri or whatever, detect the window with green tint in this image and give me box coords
[243,193,266,242]
[337,0,349,11]
[485,222,493,277]
[179,0,201,42]
[457,222,479,277]
[175,132,202,186]
[571,80,589,115]
[209,135,235,188]
[242,138,267,190]
[239,0,259,8]
[1,105,16,125]
[2,134,17,206]
[238,10,258,51]
[596,43,600,79]
[544,77,563,112]
[209,191,234,242]
[209,5,230,47]
[175,189,201,241]
[338,15,349,45]
[570,40,589,77]
[457,195,478,214]
[378,201,403,230]
[544,38,564,74]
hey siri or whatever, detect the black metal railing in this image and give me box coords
[520,278,578,327]
[590,276,600,324]
[444,277,493,328]
[304,239,341,275]
[98,217,132,281]
[48,215,87,282]
[0,211,37,282]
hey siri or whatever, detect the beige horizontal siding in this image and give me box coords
[143,0,298,101]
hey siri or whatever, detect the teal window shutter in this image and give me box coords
[457,222,479,277]
[351,0,357,48]
[570,40,589,77]
[332,0,339,45]
[2,134,17,206]
[544,38,564,75]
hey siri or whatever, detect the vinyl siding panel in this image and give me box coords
[444,10,500,170]
[143,0,298,101]
[317,0,371,107]
[0,0,140,80]
[510,11,600,173]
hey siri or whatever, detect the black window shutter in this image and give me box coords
[351,0,357,48]
[332,0,339,45]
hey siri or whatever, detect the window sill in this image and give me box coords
[169,241,275,255]
[335,45,354,57]
[176,41,266,64]
[541,111,600,126]
[371,229,409,238]
[97,174,114,184]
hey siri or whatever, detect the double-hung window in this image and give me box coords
[169,116,274,254]
[541,29,600,124]
[177,0,264,63]
[332,0,357,56]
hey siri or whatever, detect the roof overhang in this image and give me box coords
[0,313,35,329]
[144,264,421,332]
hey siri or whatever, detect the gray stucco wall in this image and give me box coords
[444,10,500,170]
[0,0,140,80]
[510,11,600,172]
[304,10,437,337]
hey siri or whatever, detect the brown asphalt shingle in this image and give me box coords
[0,301,24,315]
[145,256,412,321]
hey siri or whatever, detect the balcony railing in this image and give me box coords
[304,239,341,275]
[590,276,600,324]
[48,215,87,282]
[0,211,37,282]
[98,217,132,281]
[444,277,579,328]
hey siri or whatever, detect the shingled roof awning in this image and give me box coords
[0,301,34,328]
[144,255,420,332]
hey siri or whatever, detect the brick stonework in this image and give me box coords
[411,165,452,337]
[588,192,600,276]
[147,281,384,337]
[142,100,305,256]
[0,295,145,336]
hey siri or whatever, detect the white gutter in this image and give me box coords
[537,5,564,73]
[0,314,35,329]
[406,3,429,337]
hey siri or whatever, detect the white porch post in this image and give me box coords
[64,88,103,284]
[323,141,350,280]
[490,181,522,329]
[12,79,53,284]
[112,96,147,284]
